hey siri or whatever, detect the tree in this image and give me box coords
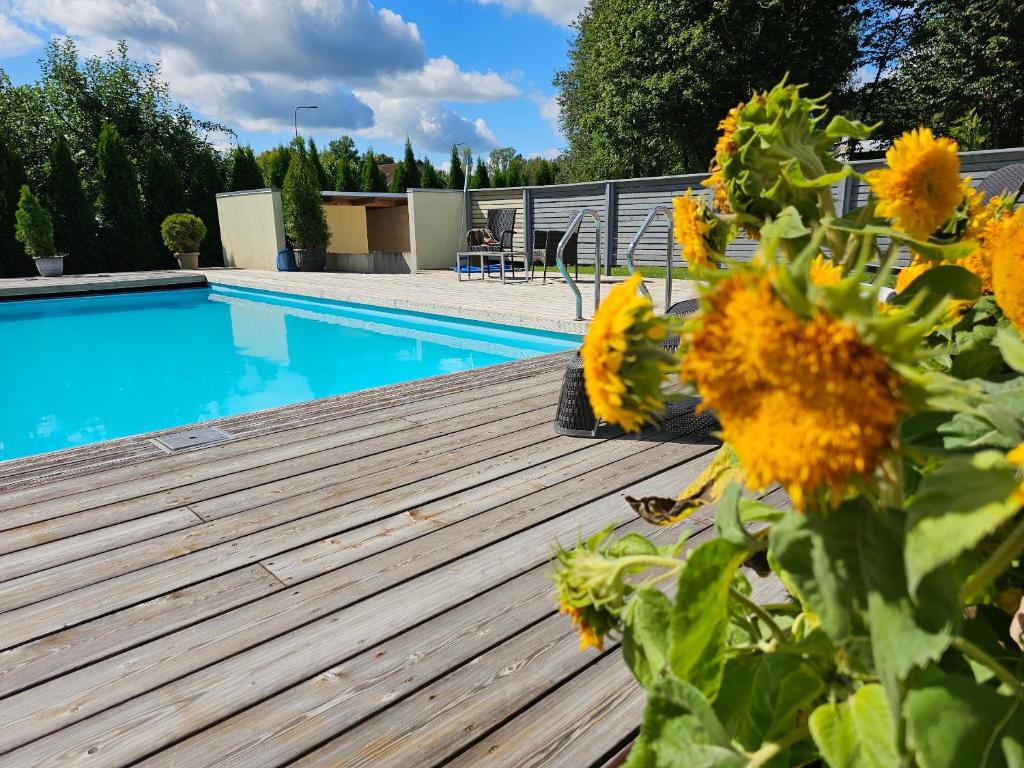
[282,149,329,250]
[334,154,358,192]
[258,145,291,188]
[555,0,862,179]
[871,0,1024,148]
[95,123,157,271]
[185,146,225,267]
[487,147,520,178]
[360,149,387,193]
[227,145,264,191]
[326,135,359,166]
[389,162,410,193]
[419,157,442,189]
[46,135,102,273]
[448,144,465,190]
[471,158,491,189]
[307,138,329,191]
[141,147,187,269]
[526,156,557,186]
[506,156,528,187]
[398,137,418,191]
[14,185,54,259]
[0,131,33,277]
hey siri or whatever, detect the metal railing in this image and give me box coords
[624,205,674,310]
[556,208,603,321]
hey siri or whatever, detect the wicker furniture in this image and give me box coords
[461,208,520,280]
[531,229,580,284]
[553,295,717,437]
[976,163,1024,204]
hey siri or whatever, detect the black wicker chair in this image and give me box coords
[466,208,519,277]
[531,229,580,284]
[975,163,1024,204]
[553,296,717,437]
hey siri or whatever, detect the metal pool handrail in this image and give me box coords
[624,205,674,310]
[556,208,602,322]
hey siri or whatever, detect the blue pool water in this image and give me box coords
[0,285,580,461]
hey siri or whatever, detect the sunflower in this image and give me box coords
[681,272,902,509]
[866,128,963,240]
[988,208,1024,332]
[581,272,675,432]
[673,190,714,268]
[809,254,842,286]
[559,601,604,651]
[895,257,932,294]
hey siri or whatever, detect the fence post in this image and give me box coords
[604,181,616,275]
[522,186,532,263]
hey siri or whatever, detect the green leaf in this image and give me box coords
[829,224,978,262]
[714,484,756,548]
[891,264,981,314]
[781,159,851,189]
[904,674,1024,768]
[668,539,750,699]
[809,684,900,768]
[759,205,812,239]
[995,325,1024,374]
[625,676,746,768]
[823,116,877,140]
[714,651,825,752]
[623,588,673,688]
[905,452,1023,593]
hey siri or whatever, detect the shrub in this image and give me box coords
[47,135,102,273]
[283,150,329,250]
[95,122,158,271]
[160,213,206,253]
[14,185,55,259]
[0,133,33,277]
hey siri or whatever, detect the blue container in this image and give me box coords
[276,247,298,271]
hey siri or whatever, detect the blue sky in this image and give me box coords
[0,0,587,166]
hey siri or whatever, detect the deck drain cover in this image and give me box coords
[152,426,234,452]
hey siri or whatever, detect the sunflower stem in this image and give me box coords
[730,587,787,644]
[952,636,1023,695]
[962,516,1024,604]
[745,725,811,768]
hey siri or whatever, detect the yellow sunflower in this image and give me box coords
[809,254,843,286]
[866,128,963,240]
[988,208,1024,332]
[681,272,902,509]
[673,190,713,268]
[895,257,933,294]
[581,272,674,432]
[560,601,603,651]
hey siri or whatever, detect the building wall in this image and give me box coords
[367,206,411,254]
[216,189,285,271]
[470,189,526,252]
[324,205,369,256]
[408,189,464,270]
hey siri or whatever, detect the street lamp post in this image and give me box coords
[455,142,472,239]
[294,105,319,138]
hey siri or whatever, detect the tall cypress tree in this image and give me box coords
[400,137,417,190]
[389,163,409,193]
[46,135,102,274]
[471,158,491,189]
[0,133,33,277]
[307,138,329,191]
[334,154,358,191]
[95,123,157,272]
[448,144,465,190]
[419,157,442,189]
[141,146,187,269]
[187,147,225,267]
[227,146,265,191]
[360,149,387,193]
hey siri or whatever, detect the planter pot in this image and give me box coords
[34,256,64,277]
[175,252,200,270]
[295,247,326,272]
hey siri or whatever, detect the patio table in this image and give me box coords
[456,251,528,283]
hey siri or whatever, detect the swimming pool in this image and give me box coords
[0,285,580,461]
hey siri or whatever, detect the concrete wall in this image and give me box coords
[216,189,285,271]
[408,189,464,270]
[324,205,369,255]
[367,206,411,253]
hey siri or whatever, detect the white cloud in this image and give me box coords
[476,0,586,25]
[530,91,561,136]
[4,0,515,145]
[0,12,40,58]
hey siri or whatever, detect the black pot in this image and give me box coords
[294,247,326,272]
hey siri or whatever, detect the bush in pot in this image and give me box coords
[13,184,62,277]
[160,213,206,269]
[283,149,329,271]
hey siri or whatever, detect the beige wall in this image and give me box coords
[470,188,525,252]
[408,189,464,270]
[216,189,285,271]
[366,206,411,253]
[324,205,368,255]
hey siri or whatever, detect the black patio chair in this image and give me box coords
[975,163,1024,204]
[531,229,579,284]
[466,208,519,277]
[553,297,717,437]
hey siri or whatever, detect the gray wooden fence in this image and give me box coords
[467,147,1024,273]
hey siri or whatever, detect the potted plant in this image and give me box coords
[160,213,207,270]
[14,185,63,277]
[283,150,329,271]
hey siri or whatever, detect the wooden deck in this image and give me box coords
[0,346,780,766]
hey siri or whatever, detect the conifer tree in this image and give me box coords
[186,146,225,267]
[419,157,442,189]
[448,144,465,190]
[227,146,265,191]
[360,148,387,193]
[334,154,358,192]
[0,132,33,277]
[95,123,157,271]
[389,163,409,193]
[400,137,417,189]
[141,146,187,269]
[46,136,102,273]
[471,158,491,189]
[307,138,329,190]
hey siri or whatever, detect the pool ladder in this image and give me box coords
[624,205,675,311]
[554,208,603,322]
